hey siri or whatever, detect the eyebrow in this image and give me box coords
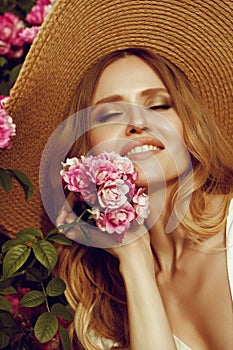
[94,88,169,105]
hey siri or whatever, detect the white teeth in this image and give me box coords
[126,144,161,156]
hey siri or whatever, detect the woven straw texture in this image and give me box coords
[1,0,232,234]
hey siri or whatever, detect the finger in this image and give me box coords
[65,212,77,223]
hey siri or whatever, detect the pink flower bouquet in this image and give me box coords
[60,152,150,243]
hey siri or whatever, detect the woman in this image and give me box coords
[54,49,233,350]
[1,0,232,349]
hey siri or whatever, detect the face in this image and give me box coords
[88,55,191,189]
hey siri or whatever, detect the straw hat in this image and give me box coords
[1,0,232,234]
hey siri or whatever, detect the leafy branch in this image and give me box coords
[0,227,73,349]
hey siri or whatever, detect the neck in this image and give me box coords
[146,184,189,275]
[146,188,230,275]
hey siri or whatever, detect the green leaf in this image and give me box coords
[0,169,12,192]
[17,234,37,244]
[0,57,7,68]
[47,234,73,246]
[46,278,66,297]
[17,0,35,12]
[25,267,44,282]
[9,64,22,83]
[0,311,17,330]
[32,241,57,272]
[0,82,12,96]
[1,239,21,254]
[20,291,46,308]
[0,330,10,349]
[3,245,31,279]
[0,286,16,296]
[58,326,71,350]
[51,303,73,322]
[2,233,36,254]
[46,227,60,237]
[0,297,12,313]
[8,169,34,201]
[34,312,58,343]
[17,228,44,239]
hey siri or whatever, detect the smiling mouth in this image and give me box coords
[126,144,163,156]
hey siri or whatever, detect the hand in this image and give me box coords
[56,193,152,257]
[108,231,157,279]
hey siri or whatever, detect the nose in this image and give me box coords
[126,124,150,135]
[125,104,150,135]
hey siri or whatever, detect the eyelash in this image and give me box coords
[95,103,171,122]
[99,112,123,122]
[149,104,171,111]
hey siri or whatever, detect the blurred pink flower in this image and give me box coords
[0,12,25,57]
[26,0,51,25]
[0,95,9,108]
[0,40,11,55]
[20,26,41,43]
[4,287,30,316]
[9,46,25,59]
[0,107,16,149]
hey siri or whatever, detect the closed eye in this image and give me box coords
[99,112,123,122]
[149,104,171,111]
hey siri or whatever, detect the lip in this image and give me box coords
[121,136,165,158]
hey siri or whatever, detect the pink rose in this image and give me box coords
[4,287,30,316]
[0,13,25,56]
[113,154,137,179]
[0,95,9,108]
[44,4,53,18]
[101,203,136,235]
[133,188,150,224]
[9,46,24,59]
[20,26,41,43]
[87,158,119,185]
[92,207,103,221]
[61,163,90,192]
[0,109,16,149]
[0,40,11,55]
[4,293,20,316]
[26,0,51,25]
[37,0,51,4]
[97,179,130,209]
[81,187,97,205]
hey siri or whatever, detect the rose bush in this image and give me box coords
[25,0,52,25]
[0,12,25,58]
[0,0,56,95]
[0,2,72,349]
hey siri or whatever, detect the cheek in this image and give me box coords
[169,113,184,137]
[88,126,121,155]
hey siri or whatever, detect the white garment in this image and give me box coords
[92,199,233,350]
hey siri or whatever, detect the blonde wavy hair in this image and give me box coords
[53,49,233,349]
